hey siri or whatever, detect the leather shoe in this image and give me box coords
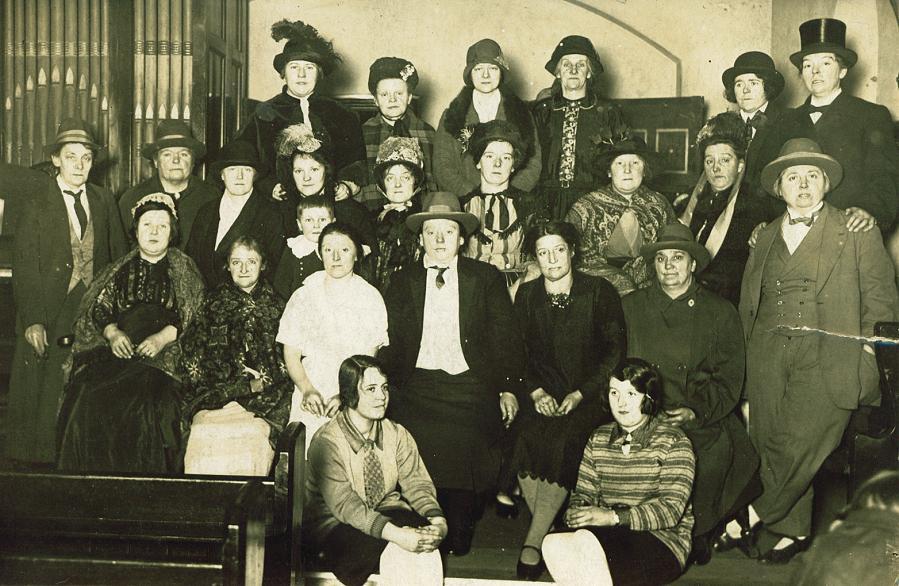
[516,546,545,581]
[495,498,519,519]
[688,535,712,566]
[444,525,474,556]
[758,537,811,564]
[712,531,744,553]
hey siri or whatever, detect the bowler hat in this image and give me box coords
[789,18,857,69]
[271,19,341,75]
[368,57,419,94]
[468,120,526,163]
[209,140,268,180]
[406,191,479,234]
[721,51,784,101]
[640,222,710,273]
[44,118,105,160]
[545,35,604,75]
[140,119,207,161]
[463,39,510,88]
[760,138,843,197]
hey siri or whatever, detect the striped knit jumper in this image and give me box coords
[569,417,695,568]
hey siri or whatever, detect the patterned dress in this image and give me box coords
[373,202,422,293]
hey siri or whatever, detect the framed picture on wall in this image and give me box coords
[655,129,690,175]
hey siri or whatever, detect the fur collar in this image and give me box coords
[443,87,534,159]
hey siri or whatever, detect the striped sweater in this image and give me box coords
[569,418,695,568]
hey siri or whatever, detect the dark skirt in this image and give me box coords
[390,369,502,492]
[57,349,183,474]
[308,508,429,586]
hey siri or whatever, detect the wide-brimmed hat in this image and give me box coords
[760,137,843,197]
[271,19,341,75]
[140,119,206,160]
[209,140,268,179]
[368,57,419,94]
[721,51,784,101]
[592,132,654,177]
[640,222,710,273]
[789,18,857,69]
[545,35,604,75]
[405,191,479,234]
[468,120,526,163]
[44,118,105,160]
[373,137,424,185]
[463,39,510,87]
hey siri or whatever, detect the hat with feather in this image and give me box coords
[271,19,341,76]
[695,111,750,158]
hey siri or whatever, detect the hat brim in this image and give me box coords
[209,159,269,180]
[789,45,858,69]
[640,239,710,274]
[405,210,479,235]
[273,51,333,76]
[760,152,843,197]
[463,61,510,88]
[44,140,106,162]
[721,66,785,100]
[544,53,603,76]
[141,136,207,161]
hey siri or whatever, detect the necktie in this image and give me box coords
[64,189,88,239]
[789,213,818,227]
[362,441,385,508]
[390,117,410,138]
[748,110,768,131]
[431,266,448,289]
[484,193,510,231]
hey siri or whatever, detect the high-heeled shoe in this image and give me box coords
[516,545,545,581]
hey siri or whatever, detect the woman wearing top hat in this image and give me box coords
[432,39,541,199]
[772,18,898,232]
[5,118,127,465]
[236,19,366,200]
[532,35,628,220]
[186,140,286,288]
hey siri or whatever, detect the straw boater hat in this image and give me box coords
[463,39,510,87]
[140,119,207,161]
[270,19,341,75]
[209,140,268,179]
[640,222,711,273]
[721,51,784,101]
[44,118,105,160]
[406,191,479,234]
[760,138,843,197]
[368,57,419,94]
[545,35,604,75]
[789,18,858,69]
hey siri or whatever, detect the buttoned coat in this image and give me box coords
[743,102,788,201]
[739,203,898,409]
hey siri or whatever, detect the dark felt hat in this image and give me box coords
[209,140,268,180]
[760,137,843,197]
[463,39,510,87]
[721,51,784,100]
[271,19,341,75]
[789,18,857,69]
[592,133,654,177]
[140,119,206,160]
[545,35,603,75]
[468,120,526,163]
[406,191,479,234]
[640,222,710,273]
[368,57,419,94]
[44,118,105,160]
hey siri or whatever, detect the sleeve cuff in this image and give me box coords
[370,513,391,539]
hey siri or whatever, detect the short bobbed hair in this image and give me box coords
[318,221,366,263]
[723,70,781,103]
[225,235,268,272]
[604,357,664,417]
[131,201,180,247]
[295,194,336,220]
[338,354,386,410]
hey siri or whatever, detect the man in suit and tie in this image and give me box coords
[379,191,525,556]
[774,18,899,232]
[6,118,127,465]
[186,140,285,288]
[739,138,897,563]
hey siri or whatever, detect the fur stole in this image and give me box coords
[443,87,535,159]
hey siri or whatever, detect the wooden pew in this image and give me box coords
[0,421,305,585]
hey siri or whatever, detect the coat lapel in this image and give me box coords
[215,191,260,254]
[745,217,779,317]
[410,262,427,339]
[457,258,476,342]
[815,204,846,294]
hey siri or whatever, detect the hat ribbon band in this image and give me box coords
[55,130,95,143]
[428,205,455,213]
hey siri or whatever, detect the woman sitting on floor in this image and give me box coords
[180,236,293,476]
[542,358,696,586]
[304,355,446,586]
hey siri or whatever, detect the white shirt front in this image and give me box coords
[740,101,769,139]
[416,256,470,374]
[781,201,824,254]
[215,191,252,249]
[472,90,501,123]
[809,88,841,124]
[57,175,91,236]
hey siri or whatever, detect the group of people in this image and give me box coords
[3,13,898,586]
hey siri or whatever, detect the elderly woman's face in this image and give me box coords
[471,63,501,94]
[228,245,263,294]
[383,164,417,204]
[733,73,766,113]
[654,249,695,292]
[155,147,194,183]
[557,54,591,92]
[136,209,172,260]
[354,367,389,422]
[609,377,649,430]
[321,232,357,280]
[293,155,326,196]
[221,165,255,197]
[374,78,412,121]
[282,59,318,98]
[609,154,645,195]
[704,143,744,192]
[778,164,827,212]
[535,234,573,282]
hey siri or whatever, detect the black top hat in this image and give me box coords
[721,51,784,101]
[545,35,604,75]
[271,19,341,75]
[140,119,207,160]
[44,118,105,160]
[368,57,419,95]
[209,140,268,179]
[789,18,857,69]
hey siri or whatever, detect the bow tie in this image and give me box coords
[788,212,819,227]
[807,104,830,115]
[747,110,767,130]
[383,200,412,213]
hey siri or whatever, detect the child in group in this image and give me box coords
[272,195,334,299]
